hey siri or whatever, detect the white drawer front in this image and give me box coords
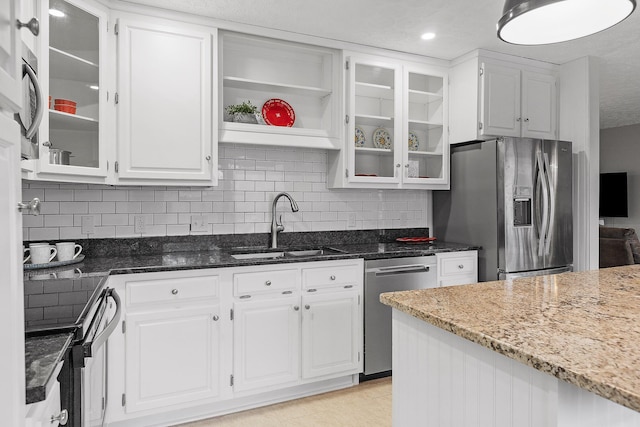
[302,264,361,289]
[127,275,219,306]
[234,269,298,296]
[440,256,476,277]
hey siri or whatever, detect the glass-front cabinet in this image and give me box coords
[329,52,448,189]
[38,0,108,180]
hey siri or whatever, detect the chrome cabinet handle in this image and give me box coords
[213,315,219,321]
[305,304,310,310]
[516,117,522,122]
[18,198,40,215]
[330,275,336,281]
[524,118,530,122]
[293,306,299,311]
[20,62,43,139]
[206,155,211,161]
[42,141,52,147]
[396,163,401,167]
[265,280,271,286]
[405,164,409,168]
[171,289,178,295]
[458,264,464,269]
[17,17,40,36]
[50,408,68,425]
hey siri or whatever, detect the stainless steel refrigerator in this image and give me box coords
[433,137,573,281]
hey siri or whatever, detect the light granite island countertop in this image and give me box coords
[381,265,640,427]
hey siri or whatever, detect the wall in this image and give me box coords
[600,123,640,231]
[22,144,429,241]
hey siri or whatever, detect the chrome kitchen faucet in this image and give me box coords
[270,192,299,248]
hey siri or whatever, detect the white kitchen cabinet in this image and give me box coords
[25,380,67,427]
[219,31,341,150]
[436,250,478,287]
[329,52,449,189]
[105,271,223,417]
[301,289,361,379]
[0,0,22,111]
[449,51,557,144]
[232,295,300,393]
[115,13,217,185]
[35,0,110,182]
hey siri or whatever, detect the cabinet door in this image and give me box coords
[125,305,221,413]
[346,53,402,186]
[481,62,521,138]
[522,71,556,139]
[38,0,109,179]
[233,296,300,392]
[116,14,215,183]
[301,290,361,379]
[403,63,449,188]
[0,0,21,111]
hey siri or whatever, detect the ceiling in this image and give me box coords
[124,0,640,130]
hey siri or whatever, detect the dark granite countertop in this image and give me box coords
[25,332,74,404]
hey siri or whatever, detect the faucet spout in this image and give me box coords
[271,192,299,248]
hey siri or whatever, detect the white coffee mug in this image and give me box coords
[29,243,57,264]
[24,242,50,264]
[56,242,83,261]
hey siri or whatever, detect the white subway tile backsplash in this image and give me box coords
[23,145,430,240]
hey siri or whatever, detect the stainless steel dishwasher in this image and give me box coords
[363,255,437,378]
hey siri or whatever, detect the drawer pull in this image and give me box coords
[330,275,336,280]
[307,288,317,293]
[305,304,310,310]
[239,295,251,299]
[458,265,464,269]
[265,280,272,286]
[171,289,178,295]
[213,315,219,321]
[344,285,353,289]
[282,290,293,295]
[293,305,300,311]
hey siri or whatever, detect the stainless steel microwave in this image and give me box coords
[15,42,43,160]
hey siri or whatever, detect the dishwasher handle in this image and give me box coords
[369,264,432,276]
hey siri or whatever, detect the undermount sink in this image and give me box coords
[230,251,285,260]
[230,247,345,260]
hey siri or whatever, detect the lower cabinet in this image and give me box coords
[25,380,66,427]
[436,250,478,286]
[301,290,361,379]
[125,305,221,412]
[232,295,300,392]
[105,259,363,426]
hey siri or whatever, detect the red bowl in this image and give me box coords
[54,104,76,114]
[54,98,77,107]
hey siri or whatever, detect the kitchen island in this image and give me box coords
[381,265,640,427]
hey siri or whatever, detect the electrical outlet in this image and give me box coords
[190,215,208,232]
[347,213,357,228]
[81,216,94,235]
[134,215,146,234]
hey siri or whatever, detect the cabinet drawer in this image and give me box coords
[439,256,476,277]
[234,269,298,296]
[302,264,361,289]
[127,275,219,306]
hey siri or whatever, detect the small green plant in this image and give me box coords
[225,101,258,115]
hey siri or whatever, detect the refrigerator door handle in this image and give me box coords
[542,152,555,255]
[535,151,549,258]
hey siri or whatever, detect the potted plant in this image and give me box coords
[225,101,259,124]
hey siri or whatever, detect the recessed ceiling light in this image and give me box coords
[88,85,99,90]
[498,0,636,45]
[421,32,436,41]
[49,9,65,17]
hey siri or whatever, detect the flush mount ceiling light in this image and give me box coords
[497,0,636,45]
[421,32,436,40]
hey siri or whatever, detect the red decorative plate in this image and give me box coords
[396,237,437,244]
[262,99,295,127]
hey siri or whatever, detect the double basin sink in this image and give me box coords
[230,247,346,260]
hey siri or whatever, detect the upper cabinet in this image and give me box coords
[114,13,217,185]
[37,0,110,181]
[449,51,557,144]
[328,52,449,189]
[0,0,22,112]
[219,32,342,150]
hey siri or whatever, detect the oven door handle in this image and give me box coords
[86,289,121,358]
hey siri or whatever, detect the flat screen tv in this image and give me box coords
[599,172,628,217]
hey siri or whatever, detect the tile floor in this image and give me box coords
[177,377,392,427]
